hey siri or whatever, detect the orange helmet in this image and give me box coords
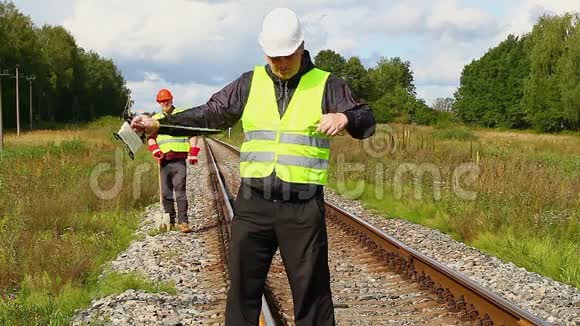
[156,88,173,102]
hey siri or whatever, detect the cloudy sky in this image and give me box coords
[12,0,580,112]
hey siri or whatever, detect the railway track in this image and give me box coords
[72,146,231,325]
[204,137,548,326]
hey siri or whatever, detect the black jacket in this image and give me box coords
[158,50,376,200]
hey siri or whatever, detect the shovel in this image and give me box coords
[114,121,222,160]
[156,160,171,232]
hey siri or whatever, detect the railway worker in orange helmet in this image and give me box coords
[132,8,375,325]
[147,88,200,233]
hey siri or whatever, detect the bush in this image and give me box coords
[432,127,477,141]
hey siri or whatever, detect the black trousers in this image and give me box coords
[160,159,188,224]
[225,184,335,326]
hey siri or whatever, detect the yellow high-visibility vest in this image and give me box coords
[240,66,331,185]
[153,109,190,153]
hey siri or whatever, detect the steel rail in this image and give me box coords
[208,137,548,326]
[204,138,277,326]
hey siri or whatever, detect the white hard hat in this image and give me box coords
[258,8,304,57]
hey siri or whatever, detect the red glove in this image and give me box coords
[187,147,200,165]
[149,143,164,161]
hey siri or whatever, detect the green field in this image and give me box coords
[219,122,580,288]
[1,118,576,326]
[0,117,174,325]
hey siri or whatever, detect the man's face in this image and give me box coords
[158,99,173,112]
[266,45,304,80]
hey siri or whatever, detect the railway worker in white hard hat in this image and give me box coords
[131,7,375,325]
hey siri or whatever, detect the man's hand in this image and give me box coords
[188,147,200,165]
[148,143,164,161]
[131,115,160,135]
[316,113,348,136]
[187,155,198,165]
[153,150,164,161]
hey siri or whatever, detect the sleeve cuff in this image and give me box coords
[343,110,354,123]
[148,143,160,152]
[189,147,201,156]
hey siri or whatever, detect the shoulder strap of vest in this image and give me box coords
[253,65,267,76]
[302,67,330,80]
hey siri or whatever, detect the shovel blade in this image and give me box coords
[156,213,172,232]
[113,122,143,160]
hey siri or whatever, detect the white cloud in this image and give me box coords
[378,3,425,32]
[127,72,222,113]
[414,44,473,84]
[416,84,458,105]
[496,0,580,42]
[63,0,257,63]
[61,0,371,63]
[427,0,497,40]
[12,0,580,104]
[11,0,76,26]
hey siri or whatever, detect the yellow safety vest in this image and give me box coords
[153,109,190,153]
[240,66,331,185]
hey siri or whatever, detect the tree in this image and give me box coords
[343,56,374,100]
[522,14,573,131]
[0,1,129,127]
[556,14,580,131]
[431,97,455,112]
[454,34,530,129]
[314,49,439,126]
[314,49,346,78]
[453,13,580,132]
[0,1,43,129]
[369,57,415,97]
[36,25,81,122]
[413,101,438,125]
[79,50,129,120]
[371,86,435,124]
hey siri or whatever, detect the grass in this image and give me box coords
[329,123,579,288]
[432,127,477,141]
[471,230,579,285]
[215,120,244,146]
[220,122,579,288]
[0,116,162,324]
[0,271,176,326]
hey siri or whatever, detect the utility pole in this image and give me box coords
[26,75,35,130]
[0,69,10,151]
[12,64,24,136]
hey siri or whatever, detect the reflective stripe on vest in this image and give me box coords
[239,66,331,185]
[157,138,189,145]
[240,151,275,162]
[244,130,277,141]
[244,131,330,148]
[279,134,330,149]
[153,109,190,153]
[240,152,328,169]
